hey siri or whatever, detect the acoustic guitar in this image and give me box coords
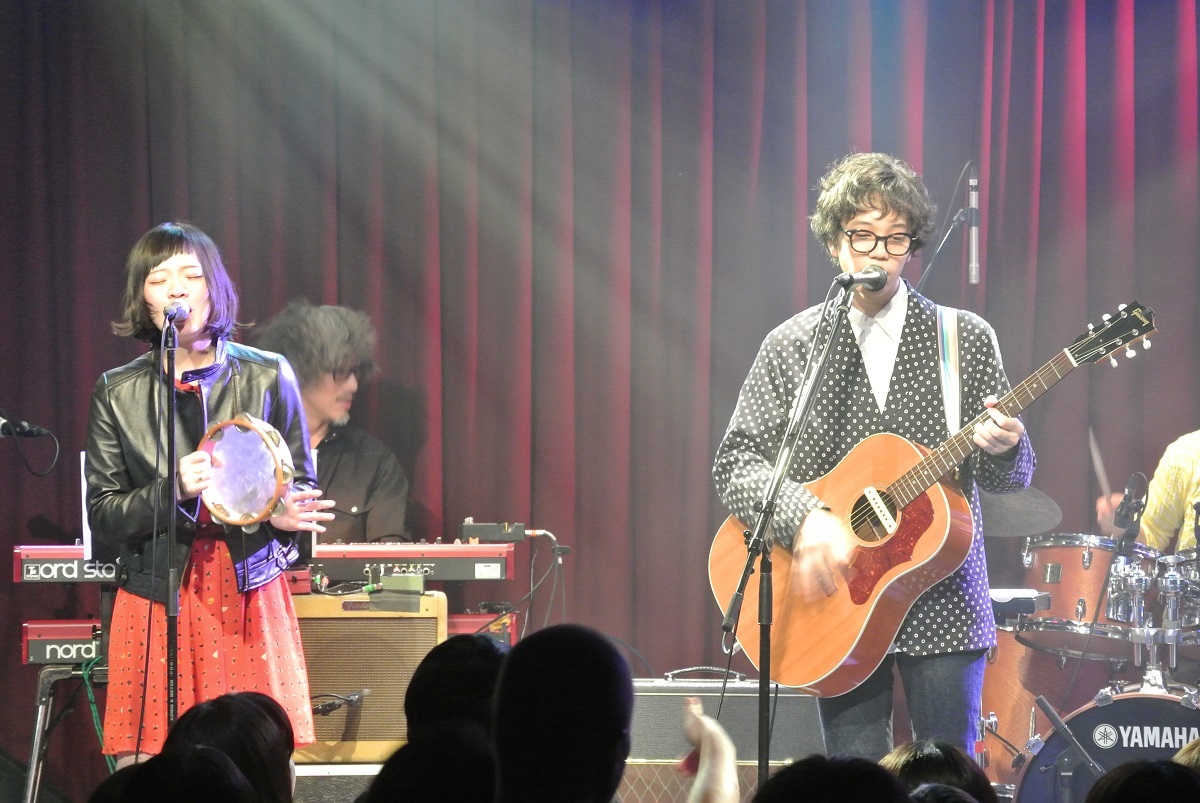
[708,301,1156,697]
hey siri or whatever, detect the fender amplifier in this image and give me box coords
[293,590,447,764]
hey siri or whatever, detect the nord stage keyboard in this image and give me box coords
[310,542,516,584]
[14,545,119,583]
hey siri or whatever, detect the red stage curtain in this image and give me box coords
[1,2,1197,797]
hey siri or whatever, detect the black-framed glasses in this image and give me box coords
[841,228,917,257]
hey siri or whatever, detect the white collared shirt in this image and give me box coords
[847,281,909,412]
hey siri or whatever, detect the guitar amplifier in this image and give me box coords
[293,590,447,764]
[629,679,824,763]
[620,679,824,803]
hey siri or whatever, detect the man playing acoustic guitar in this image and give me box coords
[713,152,1035,760]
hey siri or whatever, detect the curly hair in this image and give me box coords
[809,152,937,262]
[254,298,378,388]
[112,222,241,342]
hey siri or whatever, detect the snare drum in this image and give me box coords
[1013,692,1200,802]
[1015,534,1160,661]
[198,413,295,529]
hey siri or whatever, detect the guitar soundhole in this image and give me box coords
[850,492,896,543]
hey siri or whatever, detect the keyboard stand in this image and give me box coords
[23,664,107,803]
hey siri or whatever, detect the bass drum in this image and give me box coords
[980,630,1140,787]
[1013,692,1200,802]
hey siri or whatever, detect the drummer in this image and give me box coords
[1096,429,1200,553]
[86,222,335,767]
[1097,429,1200,681]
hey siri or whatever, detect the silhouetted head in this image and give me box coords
[880,740,997,803]
[493,624,633,803]
[752,754,910,803]
[365,720,495,803]
[404,633,509,742]
[161,691,295,803]
[1083,759,1200,803]
[90,746,256,803]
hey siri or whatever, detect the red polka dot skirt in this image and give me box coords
[102,535,315,755]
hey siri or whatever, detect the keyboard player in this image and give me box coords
[256,299,411,547]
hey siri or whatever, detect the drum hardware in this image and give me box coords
[1013,691,1200,801]
[1028,694,1108,801]
[978,629,1140,788]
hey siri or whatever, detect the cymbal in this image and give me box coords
[977,487,1062,538]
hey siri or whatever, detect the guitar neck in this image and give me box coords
[889,348,1077,507]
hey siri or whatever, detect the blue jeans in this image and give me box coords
[815,649,987,761]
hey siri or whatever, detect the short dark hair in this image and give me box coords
[809,152,937,261]
[1084,759,1200,802]
[880,741,998,803]
[112,222,241,342]
[254,298,378,388]
[493,624,633,802]
[404,633,509,742]
[161,691,294,803]
[752,754,911,803]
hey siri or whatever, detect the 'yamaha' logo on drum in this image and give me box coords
[1092,723,1119,749]
[1093,722,1200,749]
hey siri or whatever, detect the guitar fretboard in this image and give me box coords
[887,348,1077,508]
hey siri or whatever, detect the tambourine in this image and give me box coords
[198,413,295,529]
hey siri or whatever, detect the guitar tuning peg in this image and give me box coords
[1087,323,1096,332]
[1117,303,1128,311]
[1102,313,1113,322]
[1110,356,1120,368]
[1143,339,1152,350]
[1125,347,1137,359]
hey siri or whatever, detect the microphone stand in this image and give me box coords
[1034,695,1106,803]
[163,327,181,726]
[913,209,966,296]
[720,282,856,790]
[1194,502,1200,548]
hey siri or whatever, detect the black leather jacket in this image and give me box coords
[85,340,317,603]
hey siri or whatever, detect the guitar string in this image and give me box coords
[843,345,1088,536]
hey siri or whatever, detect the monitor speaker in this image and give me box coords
[292,591,447,764]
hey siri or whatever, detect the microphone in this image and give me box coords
[1114,471,1147,558]
[0,415,50,438]
[1113,471,1148,532]
[967,164,981,285]
[163,301,191,325]
[834,265,888,292]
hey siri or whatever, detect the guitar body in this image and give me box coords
[708,432,974,697]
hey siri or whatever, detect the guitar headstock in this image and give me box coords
[1069,300,1156,366]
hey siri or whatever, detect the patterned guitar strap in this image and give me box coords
[937,305,961,481]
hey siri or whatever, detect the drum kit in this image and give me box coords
[977,488,1200,802]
